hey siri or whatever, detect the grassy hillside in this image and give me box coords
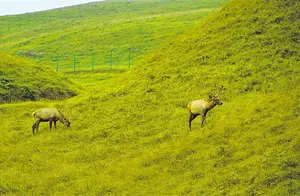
[0,0,226,70]
[0,53,76,103]
[0,0,300,195]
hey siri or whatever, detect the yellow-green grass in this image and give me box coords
[0,0,300,195]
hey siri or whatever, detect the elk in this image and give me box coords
[32,108,71,134]
[187,86,223,130]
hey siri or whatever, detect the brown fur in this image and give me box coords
[188,96,222,130]
[32,108,70,134]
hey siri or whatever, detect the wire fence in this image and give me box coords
[35,48,136,73]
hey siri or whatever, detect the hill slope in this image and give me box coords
[71,0,300,194]
[0,0,226,69]
[113,0,300,194]
[0,53,76,103]
[0,0,299,195]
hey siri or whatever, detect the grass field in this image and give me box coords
[0,0,226,71]
[0,0,300,195]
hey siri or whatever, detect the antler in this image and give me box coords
[215,85,224,97]
[70,115,78,123]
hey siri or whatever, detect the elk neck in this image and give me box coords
[206,100,217,111]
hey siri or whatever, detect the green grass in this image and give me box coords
[0,0,300,195]
[0,0,226,71]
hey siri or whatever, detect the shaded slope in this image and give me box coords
[0,53,76,103]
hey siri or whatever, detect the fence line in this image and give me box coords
[35,48,136,73]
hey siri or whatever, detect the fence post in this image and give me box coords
[110,49,113,71]
[56,56,59,71]
[73,54,76,74]
[128,48,131,69]
[91,52,94,71]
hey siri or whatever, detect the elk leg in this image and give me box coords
[189,113,199,130]
[54,121,57,129]
[201,117,205,127]
[32,123,36,134]
[33,119,41,134]
[201,110,208,127]
[36,119,41,133]
[49,120,53,130]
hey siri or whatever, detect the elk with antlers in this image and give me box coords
[32,108,71,134]
[187,86,223,130]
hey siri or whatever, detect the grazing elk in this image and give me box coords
[187,86,223,130]
[32,108,71,134]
